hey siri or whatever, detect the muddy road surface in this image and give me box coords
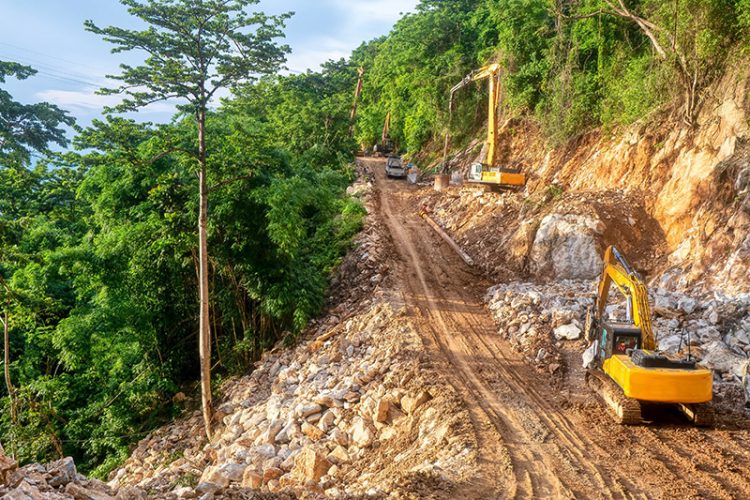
[362,157,750,499]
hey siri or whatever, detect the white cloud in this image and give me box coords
[285,36,352,73]
[37,87,177,114]
[328,0,417,24]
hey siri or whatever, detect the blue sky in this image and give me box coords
[0,0,418,127]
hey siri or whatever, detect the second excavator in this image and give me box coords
[583,246,714,426]
[445,63,525,189]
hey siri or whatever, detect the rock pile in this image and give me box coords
[107,166,477,498]
[0,452,145,499]
[109,301,474,498]
[484,281,593,374]
[485,279,750,407]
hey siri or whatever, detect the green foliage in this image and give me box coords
[85,0,291,115]
[0,61,75,166]
[353,0,744,152]
[0,7,362,474]
[1,0,743,479]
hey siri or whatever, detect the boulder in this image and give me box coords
[241,468,262,489]
[553,324,581,341]
[317,411,336,432]
[4,480,43,500]
[46,456,77,487]
[330,428,349,447]
[401,391,431,415]
[293,448,331,483]
[199,463,245,487]
[65,482,115,500]
[296,403,322,419]
[657,335,683,353]
[326,446,350,465]
[350,418,375,448]
[0,452,18,485]
[301,422,325,441]
[529,214,603,280]
[195,482,223,497]
[172,487,196,499]
[374,400,390,423]
[262,467,284,484]
[701,341,748,378]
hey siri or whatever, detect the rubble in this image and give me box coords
[484,279,750,406]
[0,451,136,500]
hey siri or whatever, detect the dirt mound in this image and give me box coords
[421,186,666,283]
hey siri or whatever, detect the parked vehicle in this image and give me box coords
[385,155,406,178]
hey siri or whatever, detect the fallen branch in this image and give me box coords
[419,210,474,267]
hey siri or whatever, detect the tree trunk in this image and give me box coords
[198,109,213,440]
[2,313,16,424]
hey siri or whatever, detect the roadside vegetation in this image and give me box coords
[1,0,748,478]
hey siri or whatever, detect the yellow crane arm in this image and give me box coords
[595,246,656,351]
[448,63,501,166]
[381,110,391,147]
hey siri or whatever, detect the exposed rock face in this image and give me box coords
[529,214,604,280]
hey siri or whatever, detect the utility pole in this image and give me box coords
[349,67,365,137]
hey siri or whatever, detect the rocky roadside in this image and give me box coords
[483,279,750,416]
[100,171,477,498]
[0,452,146,500]
[0,169,478,499]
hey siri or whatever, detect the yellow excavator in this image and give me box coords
[374,111,394,156]
[446,63,525,188]
[584,246,714,425]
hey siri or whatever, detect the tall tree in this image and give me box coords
[0,61,74,167]
[1,61,73,458]
[85,0,290,439]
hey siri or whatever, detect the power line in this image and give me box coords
[0,54,105,88]
[0,41,110,75]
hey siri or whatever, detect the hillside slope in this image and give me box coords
[432,61,750,293]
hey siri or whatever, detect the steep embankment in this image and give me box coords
[432,61,750,292]
[416,61,750,424]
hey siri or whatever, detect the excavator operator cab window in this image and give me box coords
[614,335,638,354]
[601,323,642,359]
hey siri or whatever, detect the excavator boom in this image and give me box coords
[445,63,524,188]
[594,246,656,351]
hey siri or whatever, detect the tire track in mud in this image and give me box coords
[372,160,624,498]
[362,157,750,499]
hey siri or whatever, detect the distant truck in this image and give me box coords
[385,155,406,178]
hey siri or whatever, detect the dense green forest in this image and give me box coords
[1,0,749,477]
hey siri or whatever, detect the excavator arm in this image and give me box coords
[381,110,391,147]
[448,63,501,166]
[594,246,656,353]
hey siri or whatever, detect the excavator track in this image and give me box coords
[678,402,715,427]
[586,370,643,425]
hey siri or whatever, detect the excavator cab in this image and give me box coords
[584,246,713,426]
[599,323,641,359]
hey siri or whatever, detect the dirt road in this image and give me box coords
[363,157,750,499]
